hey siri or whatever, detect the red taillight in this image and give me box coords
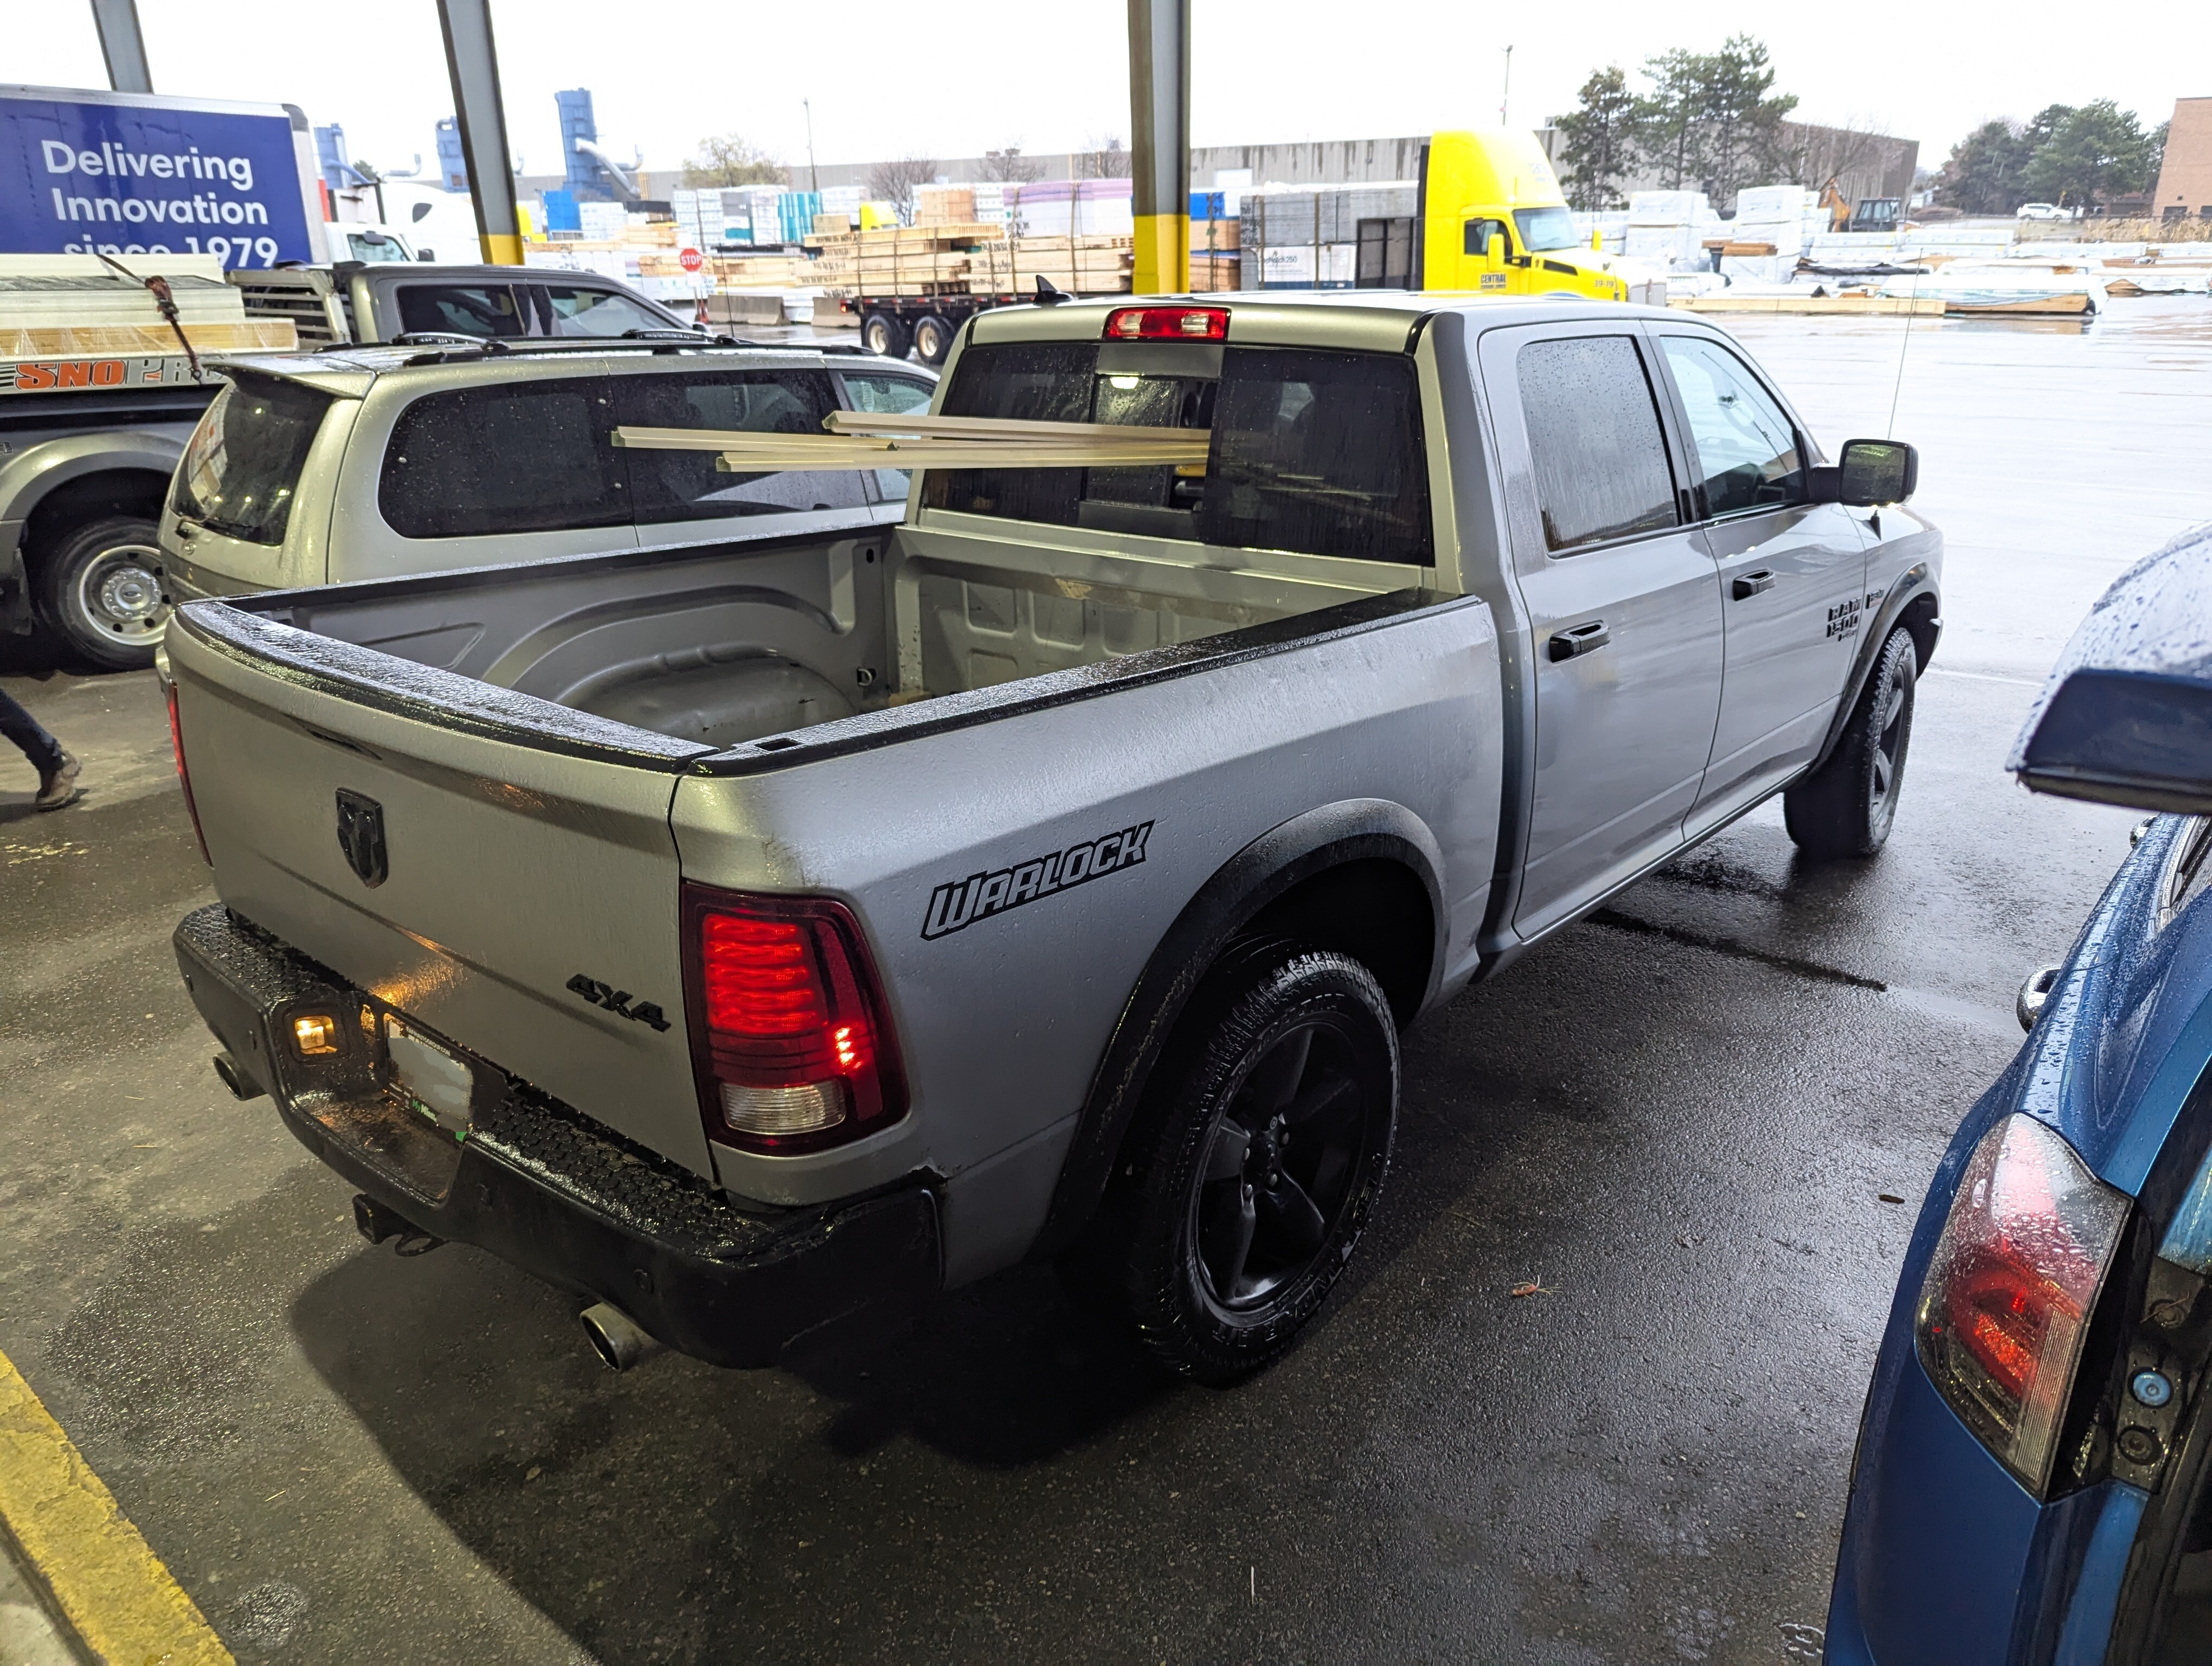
[1103,305,1228,342]
[681,884,906,1155]
[1915,1114,2127,1493]
[166,681,211,865]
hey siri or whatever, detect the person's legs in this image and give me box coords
[0,685,62,776]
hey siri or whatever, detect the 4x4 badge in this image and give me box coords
[335,789,388,888]
[565,974,672,1033]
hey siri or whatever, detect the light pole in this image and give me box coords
[1500,44,1513,128]
[803,99,819,197]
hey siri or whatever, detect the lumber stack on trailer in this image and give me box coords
[805,223,1134,299]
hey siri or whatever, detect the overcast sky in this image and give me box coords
[13,2,2204,183]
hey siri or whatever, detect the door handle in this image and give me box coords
[1548,619,1610,661]
[1732,569,1776,600]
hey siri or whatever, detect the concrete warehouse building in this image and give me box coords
[801,122,1915,218]
[2153,97,2212,221]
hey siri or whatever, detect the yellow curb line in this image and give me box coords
[0,1347,232,1666]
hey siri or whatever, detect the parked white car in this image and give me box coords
[2015,203,2075,222]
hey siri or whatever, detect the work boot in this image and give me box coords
[35,751,81,810]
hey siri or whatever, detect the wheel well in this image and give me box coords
[1238,858,1436,1027]
[23,470,168,567]
[1899,591,1939,672]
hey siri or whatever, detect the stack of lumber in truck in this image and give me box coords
[804,223,1133,298]
[0,253,297,356]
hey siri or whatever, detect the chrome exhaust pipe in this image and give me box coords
[580,1302,663,1372]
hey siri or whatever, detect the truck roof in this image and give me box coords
[968,290,1675,354]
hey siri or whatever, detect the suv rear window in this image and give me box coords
[379,379,628,539]
[396,284,528,339]
[172,373,334,546]
[921,342,1432,566]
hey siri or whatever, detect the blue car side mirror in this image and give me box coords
[2013,523,2212,813]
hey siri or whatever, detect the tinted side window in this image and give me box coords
[1463,217,1510,257]
[923,343,1096,527]
[395,284,527,339]
[1199,347,1431,566]
[1658,336,1806,517]
[838,372,935,415]
[613,369,865,523]
[379,379,626,539]
[1515,336,1679,553]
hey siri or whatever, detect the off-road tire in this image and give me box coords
[912,313,956,366]
[37,515,169,671]
[861,311,912,359]
[1785,625,1918,859]
[1079,945,1399,1384]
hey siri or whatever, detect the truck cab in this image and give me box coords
[1418,129,1630,302]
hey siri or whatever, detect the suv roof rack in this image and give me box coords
[392,334,838,368]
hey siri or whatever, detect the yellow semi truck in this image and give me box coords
[1231,128,1646,302]
[1415,128,1631,300]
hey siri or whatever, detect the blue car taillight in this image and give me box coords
[1915,1114,2130,1494]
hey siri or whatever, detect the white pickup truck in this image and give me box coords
[165,293,1941,1381]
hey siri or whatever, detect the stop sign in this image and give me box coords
[679,247,704,273]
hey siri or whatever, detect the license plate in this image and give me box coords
[385,1019,475,1136]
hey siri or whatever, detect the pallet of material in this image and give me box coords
[1671,294,1944,316]
[2,319,299,356]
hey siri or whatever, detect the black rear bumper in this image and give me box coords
[173,905,940,1368]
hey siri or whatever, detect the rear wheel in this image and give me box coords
[1078,945,1399,1383]
[911,313,956,366]
[1785,626,1917,860]
[37,515,169,671]
[861,311,912,359]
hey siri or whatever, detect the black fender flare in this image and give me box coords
[1028,798,1445,1261]
[1809,562,1941,775]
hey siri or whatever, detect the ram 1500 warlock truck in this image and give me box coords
[165,293,1941,1382]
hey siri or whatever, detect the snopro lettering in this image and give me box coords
[922,821,1154,940]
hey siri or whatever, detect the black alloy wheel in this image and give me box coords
[1785,625,1918,859]
[1082,945,1398,1382]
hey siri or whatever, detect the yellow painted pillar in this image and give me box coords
[436,0,525,265]
[1127,0,1191,295]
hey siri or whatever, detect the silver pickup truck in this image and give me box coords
[165,293,1941,1382]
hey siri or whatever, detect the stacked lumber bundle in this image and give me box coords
[803,223,1134,298]
[0,254,298,356]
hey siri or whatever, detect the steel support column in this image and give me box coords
[435,0,524,265]
[89,0,153,94]
[1127,0,1191,296]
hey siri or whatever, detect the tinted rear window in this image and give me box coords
[922,342,1431,565]
[172,374,333,546]
[378,379,627,539]
[396,284,527,339]
[1515,336,1679,553]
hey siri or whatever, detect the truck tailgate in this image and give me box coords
[168,604,719,1175]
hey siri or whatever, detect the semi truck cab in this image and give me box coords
[1418,129,1631,302]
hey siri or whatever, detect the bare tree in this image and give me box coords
[682,133,786,189]
[1076,134,1131,180]
[981,145,1044,183]
[1775,118,1899,208]
[866,155,940,226]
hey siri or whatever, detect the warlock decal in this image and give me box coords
[922,821,1154,940]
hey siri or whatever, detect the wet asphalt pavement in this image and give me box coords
[3,302,2210,1664]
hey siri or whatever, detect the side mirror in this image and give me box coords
[1486,232,1507,270]
[415,248,435,261]
[2011,523,2212,813]
[1809,438,1918,506]
[1591,226,1604,252]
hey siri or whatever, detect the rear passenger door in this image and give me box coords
[1648,328,1869,831]
[1479,323,1724,939]
[613,366,882,544]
